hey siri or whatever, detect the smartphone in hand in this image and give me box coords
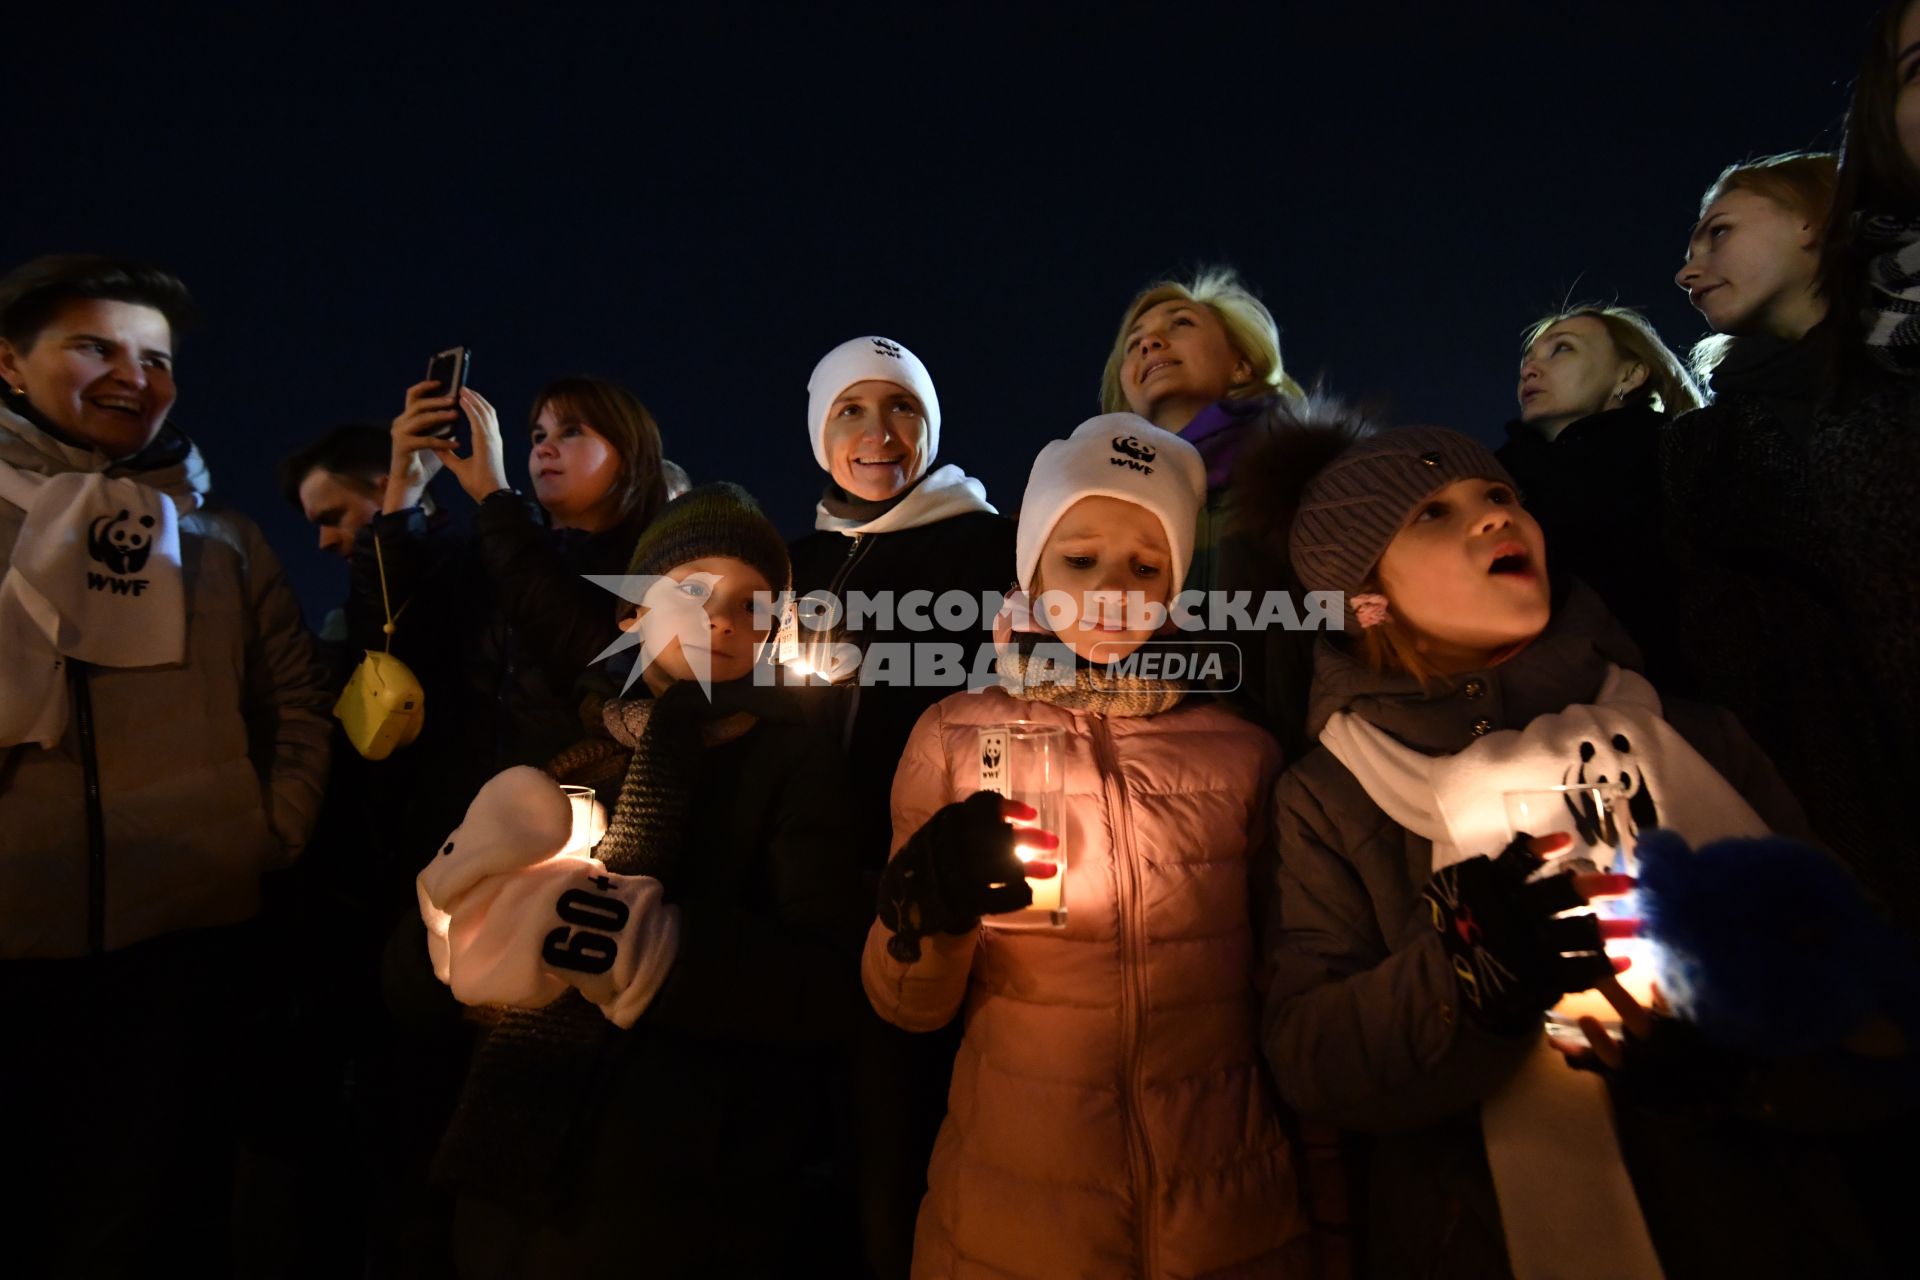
[425,346,472,449]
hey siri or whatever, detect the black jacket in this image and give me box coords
[450,708,869,1277]
[1807,369,1920,875]
[1497,404,1673,679]
[1657,324,1912,918]
[346,492,642,863]
[789,510,1015,867]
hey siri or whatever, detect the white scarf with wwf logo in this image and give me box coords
[0,460,186,748]
[1321,664,1771,1280]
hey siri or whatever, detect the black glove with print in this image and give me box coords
[1421,832,1613,1033]
[877,791,1033,963]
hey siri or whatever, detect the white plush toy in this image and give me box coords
[417,766,681,1029]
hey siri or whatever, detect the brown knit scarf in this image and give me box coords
[997,640,1187,717]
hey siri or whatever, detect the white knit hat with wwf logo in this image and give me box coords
[1015,413,1205,593]
[805,335,943,472]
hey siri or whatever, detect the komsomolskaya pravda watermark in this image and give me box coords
[587,572,1348,697]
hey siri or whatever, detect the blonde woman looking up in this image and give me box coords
[1498,304,1700,665]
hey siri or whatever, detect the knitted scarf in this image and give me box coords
[1858,212,1920,374]
[993,591,1188,717]
[434,680,760,1203]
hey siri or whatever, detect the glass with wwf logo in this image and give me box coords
[1503,782,1653,1034]
[977,722,1067,927]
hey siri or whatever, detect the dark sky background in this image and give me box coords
[6,2,1875,625]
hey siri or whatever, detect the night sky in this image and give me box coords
[6,2,1874,625]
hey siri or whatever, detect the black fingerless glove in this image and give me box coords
[1421,832,1613,1032]
[877,791,1033,962]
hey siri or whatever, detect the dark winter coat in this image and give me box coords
[1806,369,1920,892]
[789,509,1014,868]
[347,491,643,867]
[1191,393,1322,760]
[1258,582,1889,1279]
[449,708,869,1277]
[1657,322,1913,919]
[790,501,1013,1279]
[1496,404,1675,677]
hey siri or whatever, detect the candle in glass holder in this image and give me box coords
[1502,783,1653,1035]
[979,722,1067,928]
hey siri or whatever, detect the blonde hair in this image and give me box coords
[1522,304,1704,417]
[1688,152,1839,380]
[1099,267,1306,414]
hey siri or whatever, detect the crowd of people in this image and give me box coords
[4,6,1920,1278]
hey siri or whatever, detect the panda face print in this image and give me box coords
[1563,733,1660,837]
[86,508,159,575]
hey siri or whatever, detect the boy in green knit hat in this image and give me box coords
[416,483,868,1274]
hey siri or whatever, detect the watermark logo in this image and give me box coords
[584,576,1348,700]
[584,572,727,696]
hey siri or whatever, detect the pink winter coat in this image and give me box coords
[862,687,1310,1279]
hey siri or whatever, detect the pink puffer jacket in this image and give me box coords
[862,687,1309,1279]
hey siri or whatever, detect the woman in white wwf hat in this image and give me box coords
[788,335,1014,862]
[861,414,1310,1278]
[786,334,1014,1277]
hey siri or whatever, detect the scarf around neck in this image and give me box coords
[1857,211,1920,373]
[812,462,997,535]
[992,589,1187,717]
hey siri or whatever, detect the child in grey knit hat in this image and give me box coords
[1255,421,1836,1279]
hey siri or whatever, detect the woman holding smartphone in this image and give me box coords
[376,373,666,768]
[349,372,667,1272]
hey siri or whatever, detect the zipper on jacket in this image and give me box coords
[824,533,872,603]
[1091,716,1157,1270]
[68,660,107,957]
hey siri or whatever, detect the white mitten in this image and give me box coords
[417,766,573,984]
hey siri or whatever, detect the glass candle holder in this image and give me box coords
[1503,783,1654,1033]
[978,722,1067,928]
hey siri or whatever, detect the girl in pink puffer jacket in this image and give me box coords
[862,415,1311,1279]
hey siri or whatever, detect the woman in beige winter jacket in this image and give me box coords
[862,415,1309,1279]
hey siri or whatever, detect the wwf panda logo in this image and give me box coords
[1111,436,1157,464]
[87,509,157,575]
[869,337,903,359]
[1559,734,1660,846]
[981,741,1002,772]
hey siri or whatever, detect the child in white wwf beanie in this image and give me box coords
[805,335,942,472]
[1016,413,1206,597]
[860,410,1303,1277]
